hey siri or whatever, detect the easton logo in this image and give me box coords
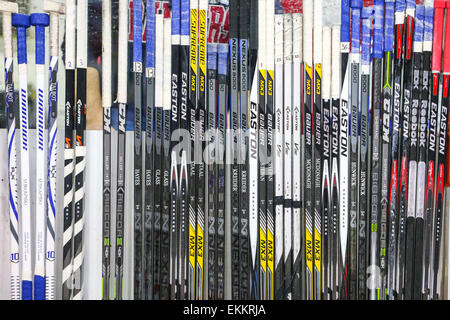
[340,100,348,158]
[249,101,258,160]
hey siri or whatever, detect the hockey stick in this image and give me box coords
[12,12,32,300]
[397,0,415,299]
[290,1,303,301]
[169,0,180,300]
[330,24,341,300]
[239,0,251,300]
[62,0,76,300]
[391,0,405,298]
[30,12,50,301]
[280,1,293,299]
[72,0,87,300]
[432,0,450,299]
[249,0,260,296]
[304,0,314,300]
[358,5,373,300]
[178,0,190,300]
[423,0,444,300]
[161,1,172,299]
[101,0,112,300]
[1,0,19,300]
[265,0,275,301]
[273,0,284,300]
[313,0,323,300]
[413,1,432,300]
[339,0,351,300]
[44,0,64,300]
[229,0,241,300]
[321,24,331,300]
[257,0,268,300]
[144,0,155,300]
[405,2,424,301]
[217,41,228,300]
[114,0,128,300]
[349,0,362,300]
[153,2,164,299]
[133,0,144,300]
[382,0,394,301]
[188,0,199,300]
[369,0,383,300]
[196,0,208,299]
[206,37,217,300]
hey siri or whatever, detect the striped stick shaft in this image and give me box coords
[62,0,76,300]
[72,0,87,300]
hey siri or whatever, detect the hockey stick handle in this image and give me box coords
[133,0,143,68]
[361,6,372,68]
[76,0,87,68]
[180,0,189,48]
[171,0,180,38]
[102,0,112,108]
[384,1,395,53]
[314,0,323,62]
[373,0,384,59]
[13,14,30,64]
[341,0,350,45]
[303,0,312,65]
[44,0,65,57]
[443,1,450,74]
[31,13,49,65]
[331,25,340,99]
[146,0,155,71]
[218,43,228,76]
[0,1,18,58]
[322,26,331,101]
[117,0,128,104]
[65,0,75,70]
[432,1,445,72]
[414,5,425,52]
[423,2,434,52]
[350,0,362,55]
